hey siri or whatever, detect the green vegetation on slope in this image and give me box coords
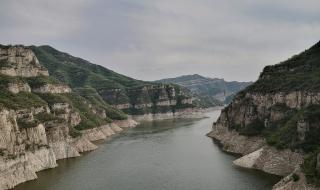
[37,92,113,130]
[244,41,320,93]
[26,76,62,88]
[74,87,127,120]
[0,91,47,109]
[30,45,148,89]
[30,45,196,115]
[228,41,320,186]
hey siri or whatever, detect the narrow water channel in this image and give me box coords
[14,109,280,190]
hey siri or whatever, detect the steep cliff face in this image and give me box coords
[0,108,57,189]
[29,45,197,116]
[0,45,48,77]
[0,45,139,189]
[209,41,320,189]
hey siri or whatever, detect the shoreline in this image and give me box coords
[207,127,318,190]
[130,107,224,122]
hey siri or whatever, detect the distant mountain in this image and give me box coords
[156,74,252,104]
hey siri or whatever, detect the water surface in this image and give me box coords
[14,109,280,190]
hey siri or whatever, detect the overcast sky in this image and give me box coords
[0,0,319,82]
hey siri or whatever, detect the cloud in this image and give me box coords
[0,0,319,81]
[0,0,90,43]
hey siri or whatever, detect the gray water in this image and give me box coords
[14,109,280,190]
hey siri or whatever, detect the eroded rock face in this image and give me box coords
[0,108,57,189]
[233,147,303,176]
[221,92,320,129]
[272,167,318,190]
[112,119,138,129]
[82,119,138,142]
[132,108,206,122]
[50,103,81,127]
[208,91,319,189]
[71,137,97,153]
[110,85,194,115]
[7,82,31,94]
[32,84,71,94]
[0,46,49,77]
[207,121,265,155]
[45,125,80,160]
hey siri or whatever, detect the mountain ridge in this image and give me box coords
[30,45,198,115]
[156,74,252,104]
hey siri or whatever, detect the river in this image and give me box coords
[14,109,280,190]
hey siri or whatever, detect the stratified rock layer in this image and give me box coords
[0,46,49,77]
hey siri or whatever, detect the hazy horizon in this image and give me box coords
[1,0,320,82]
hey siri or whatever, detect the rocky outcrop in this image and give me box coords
[215,91,320,134]
[0,108,57,190]
[0,46,49,77]
[32,84,72,94]
[71,136,97,153]
[112,119,138,129]
[272,167,318,190]
[208,120,308,189]
[208,99,311,189]
[207,123,265,155]
[45,125,80,160]
[233,147,303,176]
[108,84,196,115]
[132,108,206,122]
[0,147,57,190]
[7,82,31,94]
[50,103,81,127]
[82,119,138,142]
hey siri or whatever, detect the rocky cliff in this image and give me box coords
[0,45,138,189]
[208,41,320,189]
[0,45,48,77]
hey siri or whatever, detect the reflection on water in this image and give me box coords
[14,109,280,190]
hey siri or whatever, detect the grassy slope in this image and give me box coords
[243,41,320,93]
[30,45,149,89]
[30,46,196,114]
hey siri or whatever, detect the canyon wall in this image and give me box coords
[208,41,320,189]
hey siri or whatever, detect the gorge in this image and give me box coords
[1,41,320,190]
